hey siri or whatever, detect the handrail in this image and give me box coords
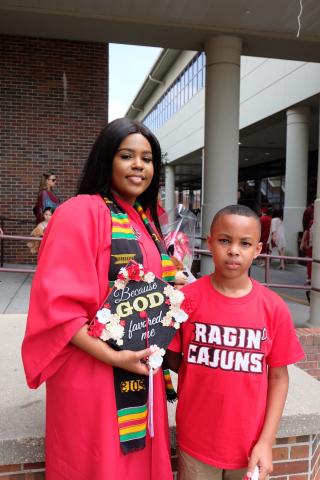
[0,234,41,241]
[194,248,312,291]
[0,216,34,224]
[0,266,36,273]
[0,234,41,271]
[0,215,36,268]
[0,240,314,288]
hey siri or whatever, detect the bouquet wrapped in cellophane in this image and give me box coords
[159,204,197,284]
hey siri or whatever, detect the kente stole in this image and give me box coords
[103,195,176,454]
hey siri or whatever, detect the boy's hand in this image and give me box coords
[247,441,273,480]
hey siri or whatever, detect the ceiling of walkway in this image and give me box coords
[169,97,320,189]
[1,0,320,61]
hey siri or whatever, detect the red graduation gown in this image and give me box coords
[22,194,173,480]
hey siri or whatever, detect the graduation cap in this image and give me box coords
[88,261,188,355]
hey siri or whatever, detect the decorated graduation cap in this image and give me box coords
[89,260,188,359]
[88,261,188,454]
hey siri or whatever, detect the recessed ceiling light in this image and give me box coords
[244,158,249,161]
[265,152,271,155]
[238,141,242,145]
[245,9,251,14]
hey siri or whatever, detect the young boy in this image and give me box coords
[167,204,304,480]
[27,207,53,254]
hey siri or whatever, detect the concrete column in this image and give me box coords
[164,164,175,213]
[189,190,194,211]
[254,179,262,214]
[201,35,242,274]
[283,107,309,255]
[310,100,320,326]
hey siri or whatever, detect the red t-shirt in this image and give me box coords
[169,276,304,469]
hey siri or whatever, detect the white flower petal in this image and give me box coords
[96,308,112,324]
[148,350,164,369]
[114,279,126,290]
[172,309,188,324]
[119,267,129,278]
[163,285,175,296]
[144,272,155,283]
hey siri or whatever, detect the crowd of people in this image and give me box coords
[20,118,305,480]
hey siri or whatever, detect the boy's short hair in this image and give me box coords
[210,204,261,236]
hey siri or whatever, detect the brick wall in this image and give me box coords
[0,35,108,263]
[171,435,320,480]
[271,435,317,480]
[0,462,44,478]
[1,435,319,478]
[296,328,320,381]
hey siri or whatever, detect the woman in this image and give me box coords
[268,208,286,270]
[22,119,176,480]
[33,172,60,223]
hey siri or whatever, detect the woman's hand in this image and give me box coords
[174,270,188,289]
[71,326,158,375]
[115,348,158,376]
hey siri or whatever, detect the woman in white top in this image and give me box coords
[268,209,286,270]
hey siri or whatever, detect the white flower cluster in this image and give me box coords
[162,285,188,329]
[143,271,155,283]
[114,279,126,290]
[148,345,166,369]
[96,307,124,346]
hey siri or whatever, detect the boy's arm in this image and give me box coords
[165,349,182,373]
[247,365,289,480]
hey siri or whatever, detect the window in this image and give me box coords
[143,52,205,132]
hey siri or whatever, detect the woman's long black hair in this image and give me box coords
[77,118,163,233]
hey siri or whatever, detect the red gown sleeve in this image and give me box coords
[22,195,111,388]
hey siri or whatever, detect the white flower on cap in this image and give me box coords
[148,345,165,369]
[96,307,112,325]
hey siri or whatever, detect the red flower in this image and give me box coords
[139,311,147,318]
[104,303,110,309]
[127,263,142,281]
[88,321,104,338]
[165,299,171,305]
[120,320,126,326]
[117,273,126,281]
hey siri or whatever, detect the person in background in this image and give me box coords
[302,201,314,234]
[27,207,53,254]
[257,206,272,266]
[300,215,314,286]
[33,172,60,223]
[22,118,177,480]
[268,209,286,270]
[167,204,304,480]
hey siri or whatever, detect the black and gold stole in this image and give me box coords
[103,194,176,454]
